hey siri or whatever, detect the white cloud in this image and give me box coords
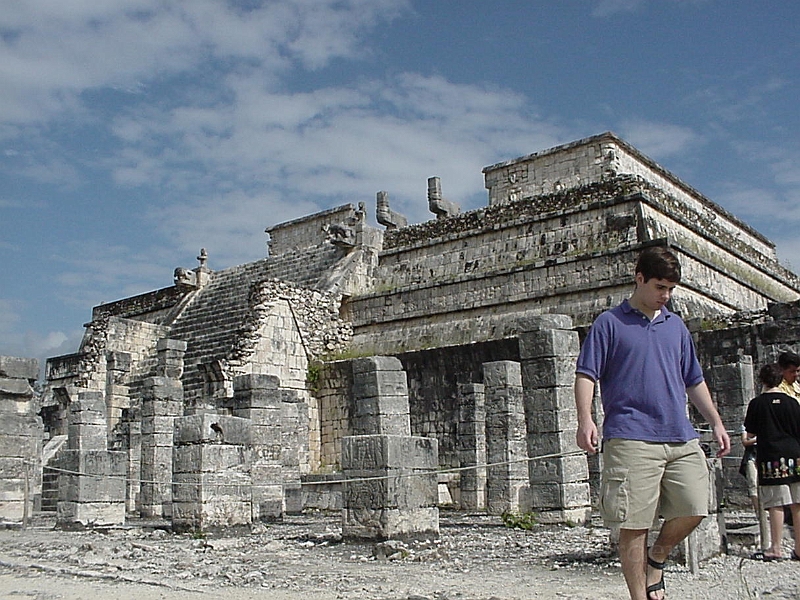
[618,119,701,159]
[0,0,411,125]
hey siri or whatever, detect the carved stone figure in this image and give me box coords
[376,191,408,230]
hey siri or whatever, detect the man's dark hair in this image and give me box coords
[777,351,800,369]
[758,363,784,389]
[635,247,681,283]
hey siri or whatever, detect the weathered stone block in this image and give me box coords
[57,501,125,528]
[341,436,437,470]
[521,359,576,389]
[528,454,588,484]
[0,377,33,397]
[529,407,578,433]
[342,506,439,540]
[172,472,251,503]
[353,370,408,399]
[0,356,38,381]
[528,481,590,509]
[352,356,403,374]
[515,314,573,333]
[353,395,410,417]
[141,399,183,418]
[141,378,184,402]
[343,470,437,510]
[523,385,575,412]
[518,329,579,360]
[234,407,282,425]
[141,416,176,435]
[173,445,250,474]
[66,425,107,451]
[173,414,251,446]
[484,387,524,414]
[483,361,521,388]
[526,430,580,456]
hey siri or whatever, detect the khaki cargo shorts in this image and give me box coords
[600,438,709,530]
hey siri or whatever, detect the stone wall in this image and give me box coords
[0,356,43,524]
[483,132,774,262]
[348,166,799,357]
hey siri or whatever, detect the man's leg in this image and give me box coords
[618,528,649,600]
[645,515,703,600]
[767,506,785,558]
[790,503,800,559]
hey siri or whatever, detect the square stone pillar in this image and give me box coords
[519,315,591,524]
[172,413,252,533]
[232,374,284,521]
[457,383,486,511]
[57,390,126,529]
[483,361,528,515]
[342,356,438,539]
[342,434,439,539]
[140,376,182,518]
[0,356,43,524]
[351,356,411,436]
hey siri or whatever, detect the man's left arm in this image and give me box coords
[687,381,731,457]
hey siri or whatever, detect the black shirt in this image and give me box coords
[745,391,800,486]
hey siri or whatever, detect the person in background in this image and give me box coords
[740,426,770,556]
[777,351,800,401]
[744,362,800,561]
[575,246,730,600]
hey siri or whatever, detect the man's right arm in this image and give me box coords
[575,373,599,455]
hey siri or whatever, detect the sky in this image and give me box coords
[2,0,799,372]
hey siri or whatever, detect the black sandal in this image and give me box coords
[646,554,666,600]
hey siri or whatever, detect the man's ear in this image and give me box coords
[634,272,645,286]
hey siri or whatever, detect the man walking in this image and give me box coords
[574,246,730,600]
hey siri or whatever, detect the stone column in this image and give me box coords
[457,383,486,511]
[231,374,284,521]
[696,356,757,561]
[57,390,126,529]
[281,389,308,514]
[172,413,252,533]
[483,361,528,515]
[0,356,43,524]
[105,351,131,434]
[342,356,439,539]
[519,315,591,524]
[140,376,182,518]
[351,356,411,436]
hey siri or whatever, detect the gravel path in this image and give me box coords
[0,512,797,599]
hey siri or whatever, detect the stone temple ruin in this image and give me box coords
[4,132,800,554]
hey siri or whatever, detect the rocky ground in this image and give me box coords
[0,511,798,600]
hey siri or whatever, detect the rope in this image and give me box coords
[36,449,587,489]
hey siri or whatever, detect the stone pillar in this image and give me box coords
[519,315,591,524]
[457,383,486,511]
[351,356,411,436]
[140,376,183,517]
[281,390,308,514]
[342,356,439,539]
[232,374,284,521]
[483,361,528,515]
[57,391,126,529]
[105,350,131,434]
[119,407,142,514]
[0,356,44,524]
[700,356,757,560]
[172,413,252,533]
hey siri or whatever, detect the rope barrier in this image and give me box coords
[35,449,588,489]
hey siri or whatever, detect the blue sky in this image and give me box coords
[2,0,799,369]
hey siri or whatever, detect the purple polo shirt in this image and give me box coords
[575,299,703,443]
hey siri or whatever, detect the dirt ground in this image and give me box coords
[0,512,797,600]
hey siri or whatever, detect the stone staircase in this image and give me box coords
[167,244,350,402]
